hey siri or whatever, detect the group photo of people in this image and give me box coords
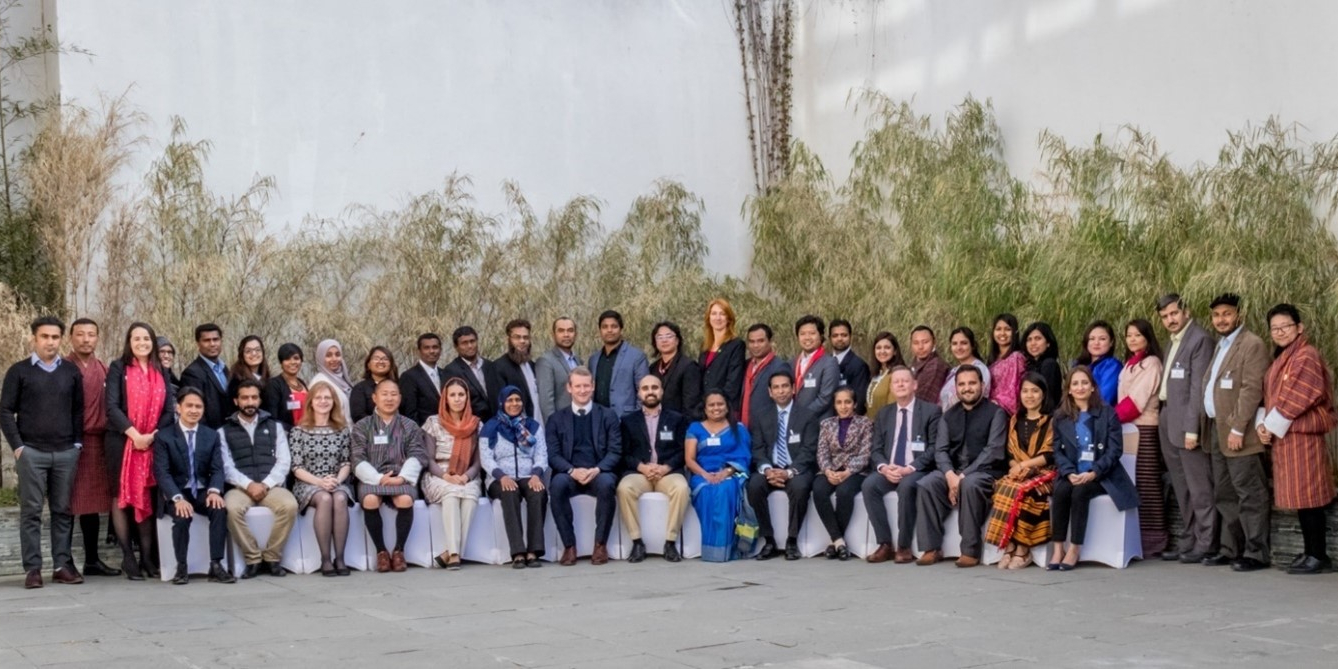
[2,293,1333,589]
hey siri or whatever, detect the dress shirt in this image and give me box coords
[1204,326,1241,434]
[642,408,661,465]
[879,399,914,472]
[1159,323,1189,402]
[220,414,291,489]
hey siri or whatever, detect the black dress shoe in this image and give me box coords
[755,542,781,561]
[83,559,121,577]
[1179,552,1205,564]
[335,561,351,577]
[824,544,839,560]
[628,540,647,564]
[1289,553,1308,569]
[140,559,159,580]
[207,561,236,584]
[1231,557,1268,572]
[784,542,802,561]
[663,542,681,563]
[121,555,144,581]
[1160,551,1181,561]
[24,569,42,589]
[240,563,260,580]
[1201,554,1232,566]
[266,561,286,577]
[1287,555,1329,574]
[52,565,84,585]
[836,545,850,561]
[172,566,190,585]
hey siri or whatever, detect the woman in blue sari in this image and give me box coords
[686,390,752,562]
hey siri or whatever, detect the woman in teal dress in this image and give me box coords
[685,390,752,562]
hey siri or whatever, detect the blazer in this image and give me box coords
[699,338,746,414]
[153,422,225,511]
[398,363,443,426]
[817,414,873,472]
[1053,404,1139,511]
[619,408,689,475]
[349,379,377,424]
[544,404,623,474]
[180,356,230,429]
[535,347,581,423]
[870,398,942,473]
[745,355,792,426]
[650,354,703,420]
[793,351,840,420]
[933,400,1007,478]
[748,401,820,475]
[493,355,539,419]
[1208,327,1270,458]
[260,375,306,429]
[589,341,650,417]
[1160,319,1214,447]
[444,356,503,422]
[835,350,873,415]
[105,359,176,438]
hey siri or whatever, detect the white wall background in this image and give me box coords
[53,0,756,273]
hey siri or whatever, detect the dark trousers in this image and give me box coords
[170,491,229,564]
[1051,477,1107,544]
[916,471,994,557]
[1207,424,1271,562]
[813,473,867,541]
[862,470,926,549]
[489,479,547,557]
[1161,421,1217,555]
[549,471,617,547]
[17,447,79,572]
[747,471,814,543]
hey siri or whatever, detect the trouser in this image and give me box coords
[1297,507,1330,561]
[1161,421,1217,555]
[224,488,298,564]
[17,447,79,572]
[916,471,993,557]
[550,471,617,547]
[1051,477,1107,545]
[862,470,926,549]
[1207,423,1271,563]
[171,491,229,563]
[617,473,689,541]
[489,479,546,557]
[439,497,479,556]
[813,473,867,541]
[747,471,814,543]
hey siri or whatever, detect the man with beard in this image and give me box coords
[219,379,297,578]
[617,374,690,562]
[830,319,872,415]
[494,319,542,422]
[399,333,445,425]
[444,326,503,421]
[536,317,582,422]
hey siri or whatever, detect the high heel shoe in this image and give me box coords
[334,559,350,577]
[121,555,143,581]
[140,558,160,580]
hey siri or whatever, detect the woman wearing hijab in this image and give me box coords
[480,386,548,568]
[420,377,483,570]
[310,339,353,426]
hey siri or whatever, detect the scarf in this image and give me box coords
[742,351,776,426]
[494,385,538,449]
[120,360,165,523]
[1124,349,1148,370]
[794,346,825,383]
[314,339,352,394]
[438,377,479,476]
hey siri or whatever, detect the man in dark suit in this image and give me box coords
[398,333,444,425]
[443,326,502,422]
[154,386,235,585]
[793,315,840,421]
[915,366,1006,567]
[1157,293,1218,562]
[616,375,690,563]
[742,323,790,428]
[545,367,623,566]
[830,319,872,415]
[179,323,229,429]
[863,366,942,563]
[748,369,820,561]
[494,319,542,421]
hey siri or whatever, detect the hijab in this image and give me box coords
[314,339,352,394]
[492,385,538,449]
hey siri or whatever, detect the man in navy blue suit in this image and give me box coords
[154,386,235,585]
[545,367,623,566]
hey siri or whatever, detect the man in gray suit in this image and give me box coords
[792,315,839,421]
[1156,293,1217,563]
[588,310,649,417]
[863,366,942,564]
[536,317,582,423]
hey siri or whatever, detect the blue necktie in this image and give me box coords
[566,355,577,371]
[186,429,199,494]
[211,361,227,389]
[893,408,909,467]
[774,409,791,468]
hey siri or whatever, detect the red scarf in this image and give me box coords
[794,346,826,384]
[120,362,165,523]
[742,351,776,427]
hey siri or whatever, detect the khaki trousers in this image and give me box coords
[616,473,689,541]
[225,487,298,564]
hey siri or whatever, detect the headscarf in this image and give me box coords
[492,385,537,449]
[438,377,479,476]
[314,339,352,394]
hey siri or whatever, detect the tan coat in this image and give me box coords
[1208,328,1269,457]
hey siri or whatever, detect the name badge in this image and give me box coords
[286,400,302,410]
[1220,378,1234,390]
[1080,450,1095,462]
[659,429,674,441]
[705,437,721,447]
[910,441,926,453]
[839,376,847,385]
[374,435,389,445]
[788,431,802,444]
[803,377,817,388]
[1171,368,1186,380]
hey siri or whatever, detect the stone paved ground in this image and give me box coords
[1,555,1336,669]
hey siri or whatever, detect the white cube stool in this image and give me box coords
[612,491,681,559]
[544,494,620,562]
[1074,455,1143,568]
[802,493,874,559]
[680,505,703,559]
[343,505,369,571]
[156,514,216,582]
[227,506,305,576]
[364,500,434,568]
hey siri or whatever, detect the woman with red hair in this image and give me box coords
[699,299,746,417]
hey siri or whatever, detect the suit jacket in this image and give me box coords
[105,359,176,437]
[589,341,650,417]
[835,350,873,415]
[493,355,539,419]
[745,355,791,427]
[794,351,840,420]
[398,363,443,425]
[700,338,746,414]
[535,347,581,423]
[651,354,702,419]
[180,356,229,429]
[1208,327,1270,457]
[619,408,689,474]
[933,400,1007,478]
[444,356,503,422]
[544,404,623,474]
[1160,319,1214,447]
[870,398,942,473]
[1054,404,1139,511]
[153,422,225,512]
[260,375,306,429]
[748,401,820,475]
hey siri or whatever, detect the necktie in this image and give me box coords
[211,361,227,389]
[566,355,577,371]
[186,429,199,494]
[774,409,791,468]
[578,408,586,416]
[893,408,909,467]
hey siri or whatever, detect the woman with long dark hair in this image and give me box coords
[865,331,907,418]
[1020,322,1063,411]
[939,327,992,410]
[988,314,1027,416]
[1075,321,1121,407]
[1117,318,1168,557]
[350,346,399,423]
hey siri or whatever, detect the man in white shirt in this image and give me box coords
[219,379,297,578]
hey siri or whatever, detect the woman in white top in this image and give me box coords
[420,377,483,570]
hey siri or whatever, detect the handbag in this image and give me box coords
[734,478,760,555]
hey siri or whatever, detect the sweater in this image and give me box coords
[0,357,85,452]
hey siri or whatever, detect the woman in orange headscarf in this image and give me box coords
[420,377,483,570]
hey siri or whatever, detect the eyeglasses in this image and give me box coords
[1270,323,1297,334]
[654,334,677,341]
[243,347,263,355]
[370,356,390,363]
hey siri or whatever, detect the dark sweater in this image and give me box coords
[0,357,85,452]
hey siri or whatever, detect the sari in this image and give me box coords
[985,414,1056,548]
[687,421,752,562]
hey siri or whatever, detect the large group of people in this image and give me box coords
[2,293,1334,588]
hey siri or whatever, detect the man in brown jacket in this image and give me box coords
[1201,294,1271,572]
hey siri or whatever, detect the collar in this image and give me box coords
[572,401,594,415]
[179,421,200,434]
[1169,322,1191,343]
[895,398,915,410]
[642,406,662,419]
[420,360,439,374]
[1219,327,1241,347]
[776,401,794,414]
[833,348,850,363]
[29,353,60,367]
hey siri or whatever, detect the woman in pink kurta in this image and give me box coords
[988,314,1027,416]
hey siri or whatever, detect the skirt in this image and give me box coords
[292,480,356,513]
[984,470,1055,548]
[1272,431,1336,510]
[1134,424,1168,555]
[70,432,112,515]
[357,481,420,500]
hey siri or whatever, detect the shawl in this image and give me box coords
[437,377,479,476]
[483,385,539,450]
[120,360,165,523]
[742,351,777,426]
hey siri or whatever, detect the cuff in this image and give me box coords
[759,464,773,474]
[74,442,82,449]
[1255,407,1266,427]
[206,488,221,496]
[492,468,506,480]
[172,494,183,502]
[1230,428,1244,437]
[529,467,544,477]
[355,461,382,485]
[400,459,422,485]
[1263,409,1293,439]
[1185,432,1198,441]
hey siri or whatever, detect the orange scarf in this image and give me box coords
[438,378,479,476]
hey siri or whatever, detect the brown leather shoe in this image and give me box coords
[24,569,43,589]
[375,550,391,573]
[916,549,942,566]
[591,543,609,565]
[559,546,577,566]
[866,544,894,564]
[52,565,84,585]
[390,550,407,572]
[955,555,980,568]
[894,548,915,564]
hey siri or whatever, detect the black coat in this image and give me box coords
[153,423,225,510]
[492,355,538,419]
[748,401,820,475]
[105,358,176,437]
[349,379,378,424]
[260,375,306,429]
[836,350,873,415]
[620,408,689,474]
[398,363,443,425]
[179,357,230,430]
[699,338,746,414]
[443,356,503,422]
[1054,404,1139,511]
[544,404,623,474]
[650,354,703,420]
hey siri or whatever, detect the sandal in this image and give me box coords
[433,553,450,569]
[1008,553,1034,570]
[447,555,462,571]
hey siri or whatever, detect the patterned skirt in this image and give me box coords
[985,470,1056,548]
[1134,424,1168,555]
[357,481,420,500]
[1273,431,1336,510]
[70,432,111,515]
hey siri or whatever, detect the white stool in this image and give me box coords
[365,500,434,568]
[544,494,621,562]
[911,507,1004,564]
[680,505,703,559]
[1075,455,1143,568]
[227,506,305,576]
[802,493,874,559]
[156,514,215,582]
[343,505,369,571]
[612,492,680,559]
[289,508,323,574]
[449,498,499,565]
[491,497,547,565]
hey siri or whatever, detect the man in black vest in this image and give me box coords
[616,375,690,563]
[915,365,1006,567]
[220,379,297,578]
